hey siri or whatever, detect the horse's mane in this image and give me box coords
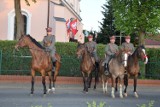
[115,49,123,62]
[26,34,44,49]
[132,45,145,56]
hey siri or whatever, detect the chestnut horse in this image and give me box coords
[15,35,61,95]
[122,45,148,98]
[76,43,98,93]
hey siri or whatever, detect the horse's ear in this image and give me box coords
[77,42,81,48]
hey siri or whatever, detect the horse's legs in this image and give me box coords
[94,68,98,89]
[119,77,123,98]
[115,77,118,92]
[134,76,138,98]
[82,72,86,92]
[88,72,92,88]
[52,71,55,91]
[31,69,35,95]
[47,72,52,93]
[105,79,108,94]
[124,74,128,97]
[52,61,60,92]
[111,77,115,98]
[41,71,47,95]
[86,73,90,92]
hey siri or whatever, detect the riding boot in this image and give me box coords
[104,63,109,75]
[52,61,56,72]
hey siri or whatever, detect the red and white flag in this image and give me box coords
[70,19,78,36]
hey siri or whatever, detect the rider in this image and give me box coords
[102,35,119,75]
[85,34,99,69]
[121,35,135,55]
[42,27,56,72]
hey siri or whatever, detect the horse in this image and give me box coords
[98,59,111,94]
[15,34,61,95]
[76,43,98,93]
[99,49,129,98]
[121,45,148,98]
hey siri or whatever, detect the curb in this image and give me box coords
[0,75,160,86]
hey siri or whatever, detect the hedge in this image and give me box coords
[0,40,160,79]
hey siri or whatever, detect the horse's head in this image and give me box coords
[119,48,129,67]
[15,35,30,50]
[76,43,86,59]
[136,45,148,64]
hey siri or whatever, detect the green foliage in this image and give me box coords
[137,100,155,107]
[98,0,118,44]
[113,0,160,34]
[87,101,107,107]
[112,0,160,44]
[0,41,160,78]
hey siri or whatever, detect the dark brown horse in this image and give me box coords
[76,43,98,93]
[15,35,61,95]
[123,45,148,98]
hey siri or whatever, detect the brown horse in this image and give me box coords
[76,43,98,93]
[99,49,129,98]
[122,45,148,98]
[15,35,61,95]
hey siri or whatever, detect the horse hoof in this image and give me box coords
[112,95,115,98]
[120,95,123,98]
[124,93,128,97]
[134,92,139,98]
[47,89,52,93]
[111,94,115,98]
[52,87,55,93]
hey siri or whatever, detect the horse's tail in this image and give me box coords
[53,53,61,82]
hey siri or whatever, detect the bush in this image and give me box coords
[0,41,160,79]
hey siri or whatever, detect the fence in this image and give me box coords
[0,50,160,79]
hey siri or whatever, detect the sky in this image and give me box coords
[80,0,106,32]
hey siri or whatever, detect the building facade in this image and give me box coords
[0,0,84,42]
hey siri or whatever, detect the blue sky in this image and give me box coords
[80,0,106,32]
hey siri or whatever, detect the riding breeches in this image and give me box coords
[102,55,112,67]
[50,50,56,62]
[92,52,99,62]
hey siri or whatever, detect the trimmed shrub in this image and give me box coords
[0,41,160,79]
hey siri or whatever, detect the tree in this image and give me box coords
[14,0,36,40]
[113,0,160,45]
[98,0,117,44]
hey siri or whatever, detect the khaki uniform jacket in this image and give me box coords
[42,35,56,51]
[121,42,134,53]
[105,43,119,56]
[85,41,98,62]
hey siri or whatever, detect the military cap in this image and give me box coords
[125,35,131,39]
[88,35,93,39]
[46,27,52,32]
[110,35,116,40]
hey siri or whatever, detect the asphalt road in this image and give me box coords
[0,82,160,107]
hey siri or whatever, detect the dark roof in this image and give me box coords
[54,17,66,22]
[145,39,160,45]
